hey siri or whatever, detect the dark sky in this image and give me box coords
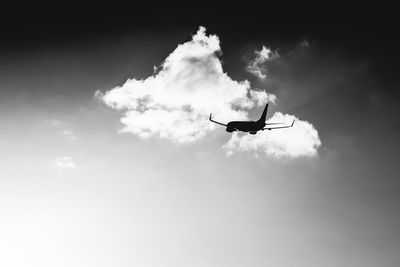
[2,4,399,83]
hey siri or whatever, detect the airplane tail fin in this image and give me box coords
[257,103,269,123]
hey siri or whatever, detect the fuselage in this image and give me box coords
[226,120,266,133]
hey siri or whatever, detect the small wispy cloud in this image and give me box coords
[54,156,76,170]
[246,46,280,80]
[40,119,78,141]
[299,39,310,48]
[61,129,77,141]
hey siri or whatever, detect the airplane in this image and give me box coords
[209,103,294,134]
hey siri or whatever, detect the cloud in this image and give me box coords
[97,26,275,144]
[54,156,76,170]
[299,39,310,48]
[98,27,320,158]
[40,119,77,141]
[246,46,280,80]
[61,129,77,141]
[223,112,321,158]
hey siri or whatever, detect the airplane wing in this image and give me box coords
[263,120,295,130]
[209,113,227,127]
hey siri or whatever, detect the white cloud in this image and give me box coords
[98,27,320,158]
[54,156,76,170]
[246,46,280,80]
[61,129,77,141]
[223,112,321,158]
[40,119,77,141]
[98,26,275,144]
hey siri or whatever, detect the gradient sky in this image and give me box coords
[1,7,400,267]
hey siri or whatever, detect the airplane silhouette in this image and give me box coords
[209,103,294,134]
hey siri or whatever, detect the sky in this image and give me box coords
[1,6,400,267]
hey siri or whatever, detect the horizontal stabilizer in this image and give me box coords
[263,120,295,130]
